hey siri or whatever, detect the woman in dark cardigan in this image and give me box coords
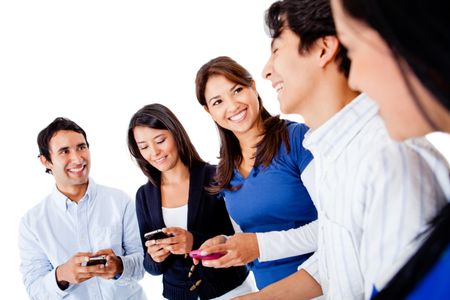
[127,103,255,300]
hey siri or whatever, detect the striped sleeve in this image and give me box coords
[359,141,447,297]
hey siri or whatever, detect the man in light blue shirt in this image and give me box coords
[19,117,146,300]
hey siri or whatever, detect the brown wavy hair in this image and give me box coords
[195,56,290,193]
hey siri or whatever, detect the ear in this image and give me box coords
[318,35,340,68]
[203,105,209,113]
[39,155,52,171]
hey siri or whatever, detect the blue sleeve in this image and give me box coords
[288,122,313,172]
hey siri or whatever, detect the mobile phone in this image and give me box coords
[189,250,224,260]
[144,229,173,241]
[81,255,107,267]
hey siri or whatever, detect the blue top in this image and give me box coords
[224,121,317,289]
[407,244,450,300]
[18,178,146,300]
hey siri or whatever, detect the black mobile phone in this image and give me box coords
[144,229,172,241]
[81,255,107,267]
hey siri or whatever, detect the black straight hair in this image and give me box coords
[338,0,450,298]
[128,103,204,186]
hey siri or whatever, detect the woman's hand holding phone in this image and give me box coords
[162,227,194,255]
[200,233,260,268]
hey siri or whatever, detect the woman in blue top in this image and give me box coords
[193,56,318,289]
[331,0,450,298]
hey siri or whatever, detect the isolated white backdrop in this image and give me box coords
[0,1,448,299]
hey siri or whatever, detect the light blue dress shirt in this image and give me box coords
[19,178,146,300]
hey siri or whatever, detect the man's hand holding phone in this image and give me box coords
[89,248,123,280]
[56,252,98,288]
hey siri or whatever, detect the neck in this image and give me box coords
[57,182,88,203]
[235,119,264,161]
[161,161,190,185]
[298,70,359,130]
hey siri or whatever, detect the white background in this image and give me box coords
[0,1,448,299]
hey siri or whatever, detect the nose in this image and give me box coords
[69,150,84,163]
[149,146,161,158]
[226,98,240,114]
[262,57,273,80]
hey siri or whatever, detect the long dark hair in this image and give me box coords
[195,56,290,193]
[340,0,450,131]
[128,103,204,186]
[338,0,450,298]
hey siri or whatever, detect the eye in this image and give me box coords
[272,48,279,54]
[212,99,222,106]
[233,87,243,94]
[139,145,148,151]
[78,145,87,150]
[156,138,166,145]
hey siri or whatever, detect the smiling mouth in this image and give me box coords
[274,82,283,93]
[228,109,247,122]
[67,163,87,174]
[154,156,167,164]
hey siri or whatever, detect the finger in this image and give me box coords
[75,252,93,257]
[75,255,90,264]
[202,252,233,268]
[93,248,113,256]
[201,244,227,255]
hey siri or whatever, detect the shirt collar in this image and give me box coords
[303,94,379,162]
[52,177,97,211]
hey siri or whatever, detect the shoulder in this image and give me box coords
[20,195,49,229]
[95,183,132,204]
[286,120,310,138]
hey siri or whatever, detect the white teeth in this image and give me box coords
[155,156,166,163]
[229,110,246,121]
[69,165,84,172]
[275,83,283,93]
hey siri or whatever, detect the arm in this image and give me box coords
[257,220,318,262]
[135,190,169,275]
[18,216,92,299]
[233,269,322,300]
[112,200,145,284]
[360,142,449,295]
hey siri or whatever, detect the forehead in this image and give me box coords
[49,130,86,150]
[205,75,235,95]
[272,27,300,47]
[133,126,171,139]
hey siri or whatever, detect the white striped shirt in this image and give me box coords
[299,94,450,299]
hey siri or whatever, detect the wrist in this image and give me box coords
[55,266,69,290]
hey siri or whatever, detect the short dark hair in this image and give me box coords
[37,117,89,174]
[128,103,205,186]
[265,0,351,77]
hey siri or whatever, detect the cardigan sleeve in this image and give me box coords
[135,186,170,275]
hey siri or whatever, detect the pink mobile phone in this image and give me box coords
[189,250,224,260]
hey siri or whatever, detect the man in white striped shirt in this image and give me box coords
[235,0,450,299]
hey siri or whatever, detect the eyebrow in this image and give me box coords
[56,143,87,152]
[207,83,239,104]
[136,134,165,144]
